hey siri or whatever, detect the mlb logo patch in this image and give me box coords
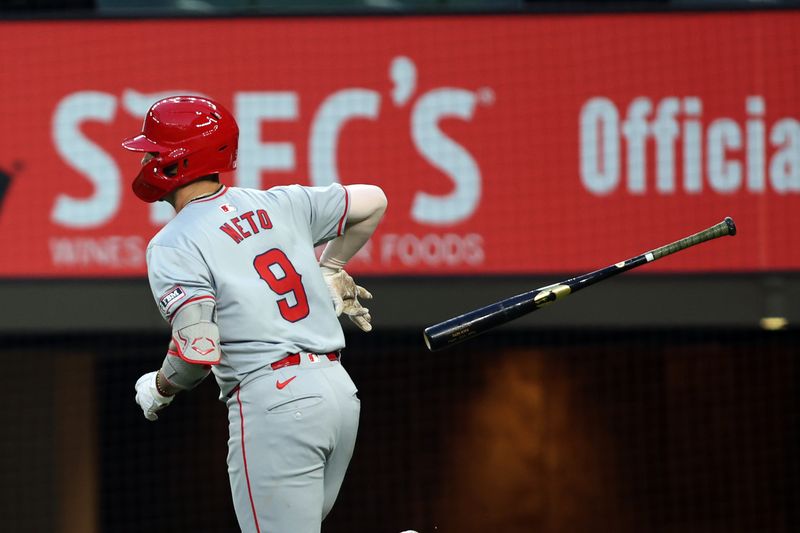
[220,203,237,213]
[159,286,186,311]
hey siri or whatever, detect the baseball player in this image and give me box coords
[124,96,387,533]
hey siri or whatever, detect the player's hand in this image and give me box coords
[320,267,373,332]
[342,283,372,332]
[134,371,175,421]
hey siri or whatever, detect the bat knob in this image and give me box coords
[724,216,737,236]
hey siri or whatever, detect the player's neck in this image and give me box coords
[171,181,223,213]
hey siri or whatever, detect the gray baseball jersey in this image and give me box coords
[146,183,350,397]
[147,183,361,532]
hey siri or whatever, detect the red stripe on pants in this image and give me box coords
[237,389,262,533]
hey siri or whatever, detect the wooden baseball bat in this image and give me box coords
[423,217,737,351]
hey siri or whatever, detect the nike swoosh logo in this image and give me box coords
[276,376,296,390]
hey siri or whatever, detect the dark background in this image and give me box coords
[3,326,795,533]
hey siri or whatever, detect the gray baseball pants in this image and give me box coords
[225,353,360,533]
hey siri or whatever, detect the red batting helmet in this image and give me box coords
[122,96,239,202]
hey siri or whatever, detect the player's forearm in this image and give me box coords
[158,353,212,394]
[320,185,387,269]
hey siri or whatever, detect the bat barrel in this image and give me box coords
[423,290,537,351]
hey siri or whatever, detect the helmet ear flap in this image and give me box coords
[132,162,171,202]
[162,148,189,177]
[162,163,179,177]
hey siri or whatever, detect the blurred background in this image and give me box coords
[1,1,798,532]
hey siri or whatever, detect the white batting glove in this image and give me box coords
[320,266,373,332]
[135,371,175,421]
